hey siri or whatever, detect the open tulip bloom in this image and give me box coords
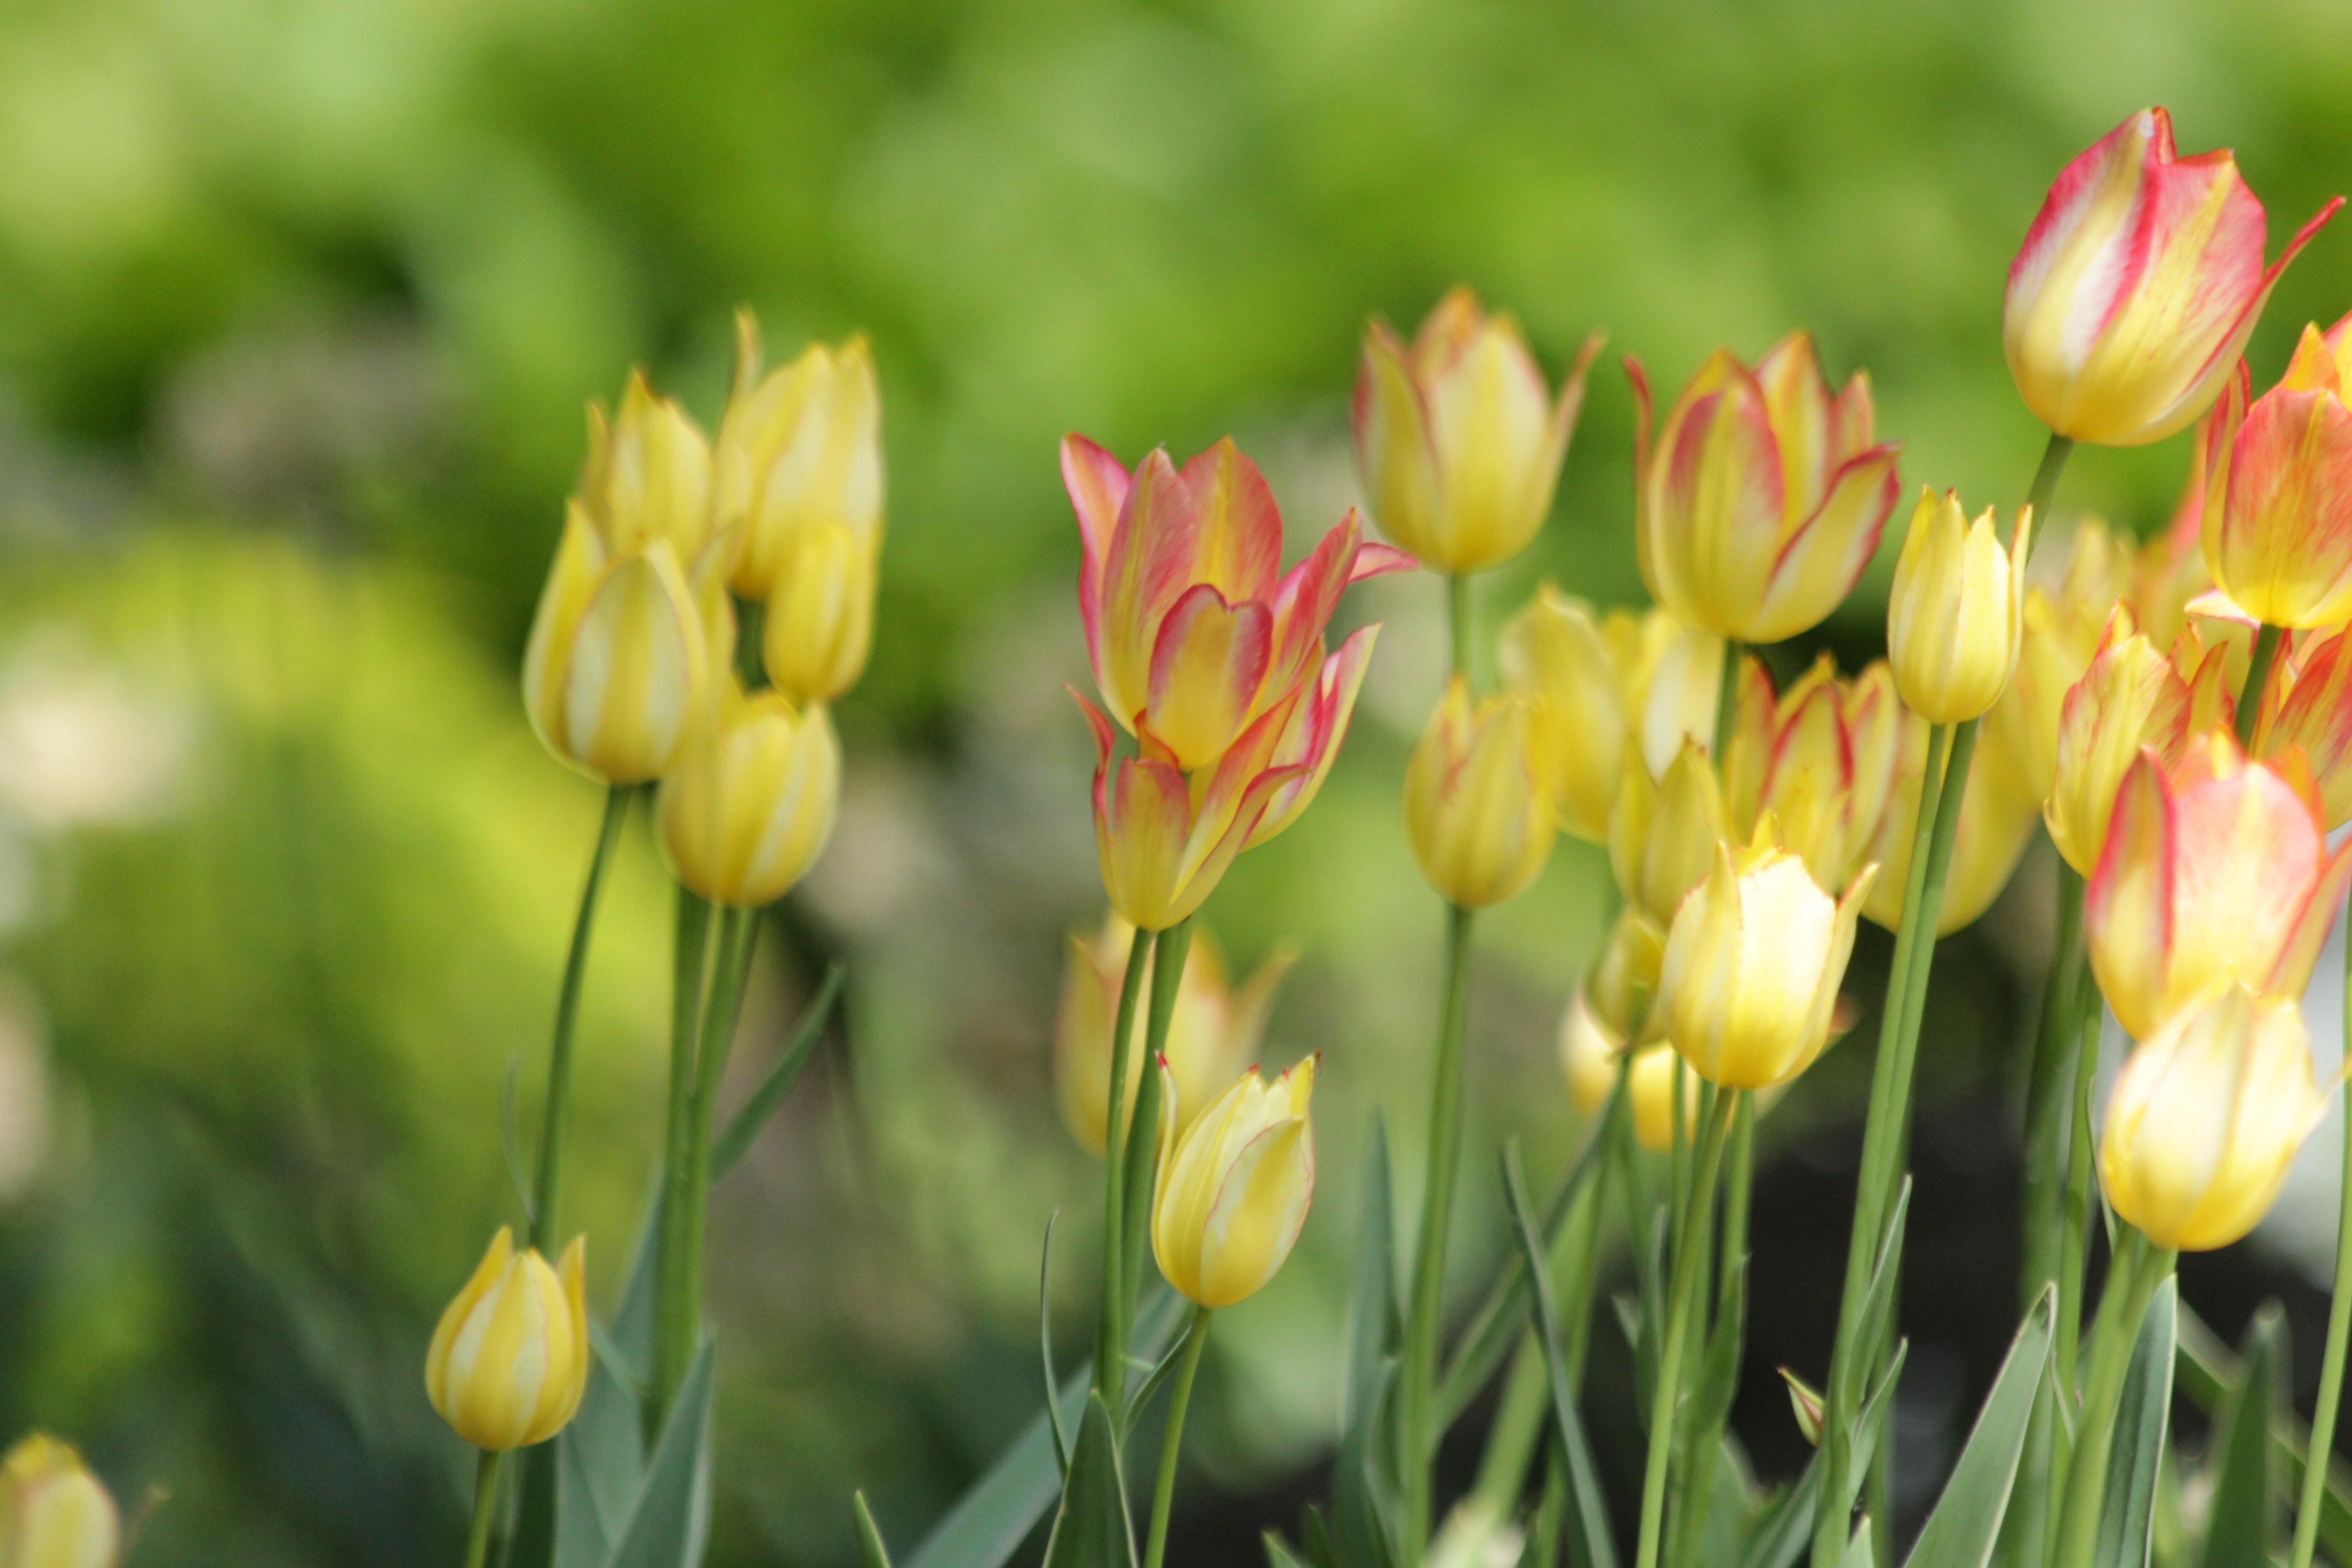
[2199,317,2352,629]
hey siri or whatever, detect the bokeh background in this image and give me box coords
[6,0,2352,1562]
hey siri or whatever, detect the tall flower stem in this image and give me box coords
[649,887,716,1433]
[1635,1090,1739,1568]
[2025,435,2075,527]
[2237,623,2284,745]
[2291,890,2352,1568]
[1402,902,1477,1556]
[1120,922,1193,1336]
[530,785,631,1251]
[1093,926,1155,1410]
[2019,864,2088,1312]
[669,906,760,1409]
[2052,1230,2175,1568]
[1448,573,1474,680]
[1142,1306,1213,1568]
[462,1450,505,1568]
[2052,980,2103,1406]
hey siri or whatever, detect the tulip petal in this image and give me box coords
[2086,750,2178,1040]
[1248,625,1379,849]
[2213,387,2352,627]
[1194,1117,1313,1307]
[1751,443,1901,643]
[1145,583,1274,771]
[1064,434,1133,688]
[1176,439,1284,607]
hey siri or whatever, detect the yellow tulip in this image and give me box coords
[1352,289,1603,573]
[425,1228,589,1452]
[654,685,839,908]
[1987,519,2133,803]
[1561,989,1627,1122]
[1602,607,1725,781]
[1886,489,2031,725]
[762,515,879,705]
[713,313,883,603]
[1862,713,2041,935]
[1610,740,1728,925]
[1403,678,1556,908]
[2100,984,2331,1252]
[1723,654,1902,894]
[1586,905,1667,1040]
[2043,608,2195,876]
[0,1435,118,1568]
[1151,1055,1317,1308]
[1054,916,1293,1159]
[1562,995,1788,1155]
[1501,585,1626,842]
[1659,824,1875,1090]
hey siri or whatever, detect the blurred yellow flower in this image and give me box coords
[1610,740,1728,926]
[2044,608,2196,876]
[1586,905,1667,1040]
[1501,586,1624,842]
[714,313,883,603]
[1886,489,2030,725]
[1151,1055,1317,1308]
[655,685,840,908]
[425,1228,589,1452]
[1723,654,1901,894]
[0,1434,118,1568]
[1403,678,1556,908]
[1862,713,2041,935]
[762,515,879,706]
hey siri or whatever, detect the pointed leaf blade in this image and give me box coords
[1900,1286,2055,1568]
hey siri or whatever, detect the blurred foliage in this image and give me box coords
[0,0,2349,1562]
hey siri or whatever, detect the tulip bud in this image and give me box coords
[1586,906,1667,1040]
[2100,984,2331,1251]
[1501,586,1626,842]
[1560,990,1625,1122]
[713,314,883,603]
[655,686,840,908]
[2200,319,2352,628]
[0,1435,118,1568]
[2086,731,2352,1041]
[1782,1370,1827,1447]
[2004,107,2339,447]
[1610,740,1729,925]
[762,516,880,705]
[1863,714,2041,935]
[1404,679,1556,908]
[1887,490,2031,724]
[2256,625,2352,828]
[1054,916,1292,1158]
[1659,825,1875,1090]
[425,1228,589,1452]
[1625,1039,1705,1155]
[578,371,715,564]
[1151,1055,1317,1308]
[2044,608,2195,876]
[1352,289,1603,573]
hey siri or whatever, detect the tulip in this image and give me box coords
[2086,730,2352,1041]
[654,684,840,908]
[1886,489,2031,725]
[523,374,725,784]
[1862,714,2041,935]
[1586,905,1667,1040]
[713,313,883,603]
[1065,436,1409,774]
[1603,608,1726,780]
[1500,586,1625,841]
[2100,983,2331,1251]
[1659,823,1875,1090]
[1610,740,1729,925]
[1403,678,1557,908]
[2004,107,2339,446]
[2044,608,2196,876]
[1723,654,1902,893]
[0,1435,118,1568]
[1352,288,1604,573]
[1054,915,1293,1158]
[426,1227,590,1452]
[2255,624,2352,828]
[1561,990,1628,1123]
[1151,1054,1317,1308]
[1628,334,1901,643]
[1988,519,2134,803]
[762,514,879,705]
[2138,426,2221,651]
[2199,317,2352,627]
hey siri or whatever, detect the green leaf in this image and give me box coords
[1841,1521,1876,1568]
[1264,1531,1315,1568]
[1039,1393,1137,1568]
[1503,1142,1619,1568]
[2093,1277,2179,1568]
[2196,1304,2285,1568]
[605,1338,715,1568]
[1331,1356,1402,1568]
[1329,1117,1402,1568]
[1841,1180,1912,1407]
[1039,1213,1070,1477]
[554,1325,654,1566]
[504,1056,535,1224]
[857,1492,897,1568]
[1300,1506,1341,1568]
[711,965,842,1179]
[2175,1304,2352,1567]
[1346,1116,1399,1428]
[1900,1285,2053,1568]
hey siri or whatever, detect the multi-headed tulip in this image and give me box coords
[654,683,840,908]
[1862,714,2042,935]
[1151,1055,1318,1308]
[2044,608,2197,875]
[2198,317,2352,627]
[426,1228,590,1452]
[524,374,724,783]
[2255,625,2352,827]
[1054,916,1292,1158]
[1988,519,2135,803]
[1886,489,2031,724]
[1610,740,1729,926]
[2100,983,2331,1251]
[0,1435,118,1568]
[2085,731,2352,1041]
[713,312,883,604]
[1723,655,1902,893]
[1659,822,1875,1090]
[1628,334,1901,643]
[1352,289,1604,573]
[1404,678,1558,908]
[1501,586,1625,842]
[2004,107,2338,446]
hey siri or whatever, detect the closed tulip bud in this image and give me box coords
[762,515,879,704]
[0,1435,118,1568]
[1783,1371,1827,1448]
[2044,609,2195,876]
[1887,490,2032,724]
[1660,824,1875,1090]
[2256,626,2352,828]
[1863,714,2041,935]
[1404,678,1556,908]
[655,685,839,908]
[1610,740,1728,925]
[1561,989,1624,1119]
[714,314,883,603]
[1988,520,2134,803]
[1724,655,1902,893]
[1500,585,1626,842]
[426,1228,589,1452]
[2004,108,2339,447]
[2199,318,2352,627]
[2086,731,2352,1041]
[1605,608,1725,780]
[1629,334,1901,642]
[1151,1055,1317,1308]
[1586,906,1667,1040]
[1054,916,1292,1158]
[578,371,716,564]
[1625,1038,1705,1154]
[2100,984,2331,1251]
[1352,289,1603,573]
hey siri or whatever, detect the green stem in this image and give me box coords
[1669,1094,1754,1568]
[1142,1306,1213,1568]
[2290,891,2352,1568]
[649,888,715,1435]
[671,906,760,1406]
[1122,922,1193,1342]
[2237,622,2284,747]
[2024,433,2076,527]
[1448,573,1473,681]
[2019,864,2088,1313]
[1402,902,1477,1556]
[530,785,630,1251]
[463,1449,505,1568]
[1636,1091,1738,1568]
[2052,1231,2174,1568]
[2053,980,2102,1406]
[1093,926,1155,1409]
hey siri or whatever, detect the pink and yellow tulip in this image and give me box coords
[1724,654,1902,895]
[2044,608,2198,876]
[1151,1055,1318,1308]
[2198,316,2352,628]
[1403,678,1557,908]
[2255,625,2352,828]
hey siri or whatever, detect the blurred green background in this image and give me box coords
[4,0,2351,1562]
